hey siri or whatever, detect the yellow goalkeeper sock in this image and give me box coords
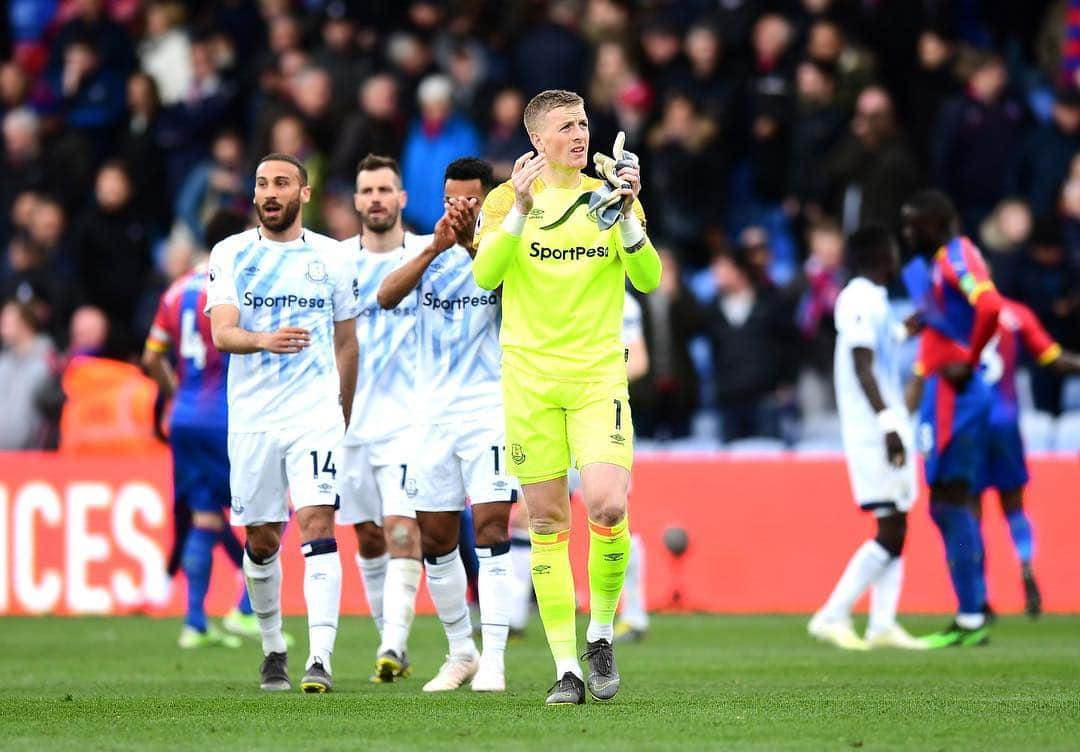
[587,516,630,643]
[530,528,578,676]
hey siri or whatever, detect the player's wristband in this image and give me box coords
[501,208,525,236]
[876,408,905,435]
[619,214,646,253]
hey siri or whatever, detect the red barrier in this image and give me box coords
[1,451,1077,615]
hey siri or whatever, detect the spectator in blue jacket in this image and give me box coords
[401,74,481,232]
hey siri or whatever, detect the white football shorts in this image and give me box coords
[405,411,519,512]
[228,420,344,526]
[844,426,918,513]
[337,431,416,525]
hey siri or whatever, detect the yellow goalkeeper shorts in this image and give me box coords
[501,363,634,485]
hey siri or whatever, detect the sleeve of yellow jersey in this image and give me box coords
[472,181,517,290]
[617,198,662,294]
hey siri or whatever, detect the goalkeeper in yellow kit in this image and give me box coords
[473,89,661,705]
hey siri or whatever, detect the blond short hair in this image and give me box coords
[523,89,584,133]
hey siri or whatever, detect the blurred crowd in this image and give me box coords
[3,0,1080,450]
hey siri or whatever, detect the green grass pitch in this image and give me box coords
[1,614,1078,750]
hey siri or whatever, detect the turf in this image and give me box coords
[0,614,1077,751]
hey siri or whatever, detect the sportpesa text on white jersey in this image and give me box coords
[342,232,427,445]
[204,227,360,433]
[414,243,502,423]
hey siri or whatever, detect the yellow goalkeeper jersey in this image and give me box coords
[473,174,660,381]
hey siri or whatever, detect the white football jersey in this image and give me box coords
[204,227,360,433]
[342,232,430,445]
[833,276,905,444]
[414,244,502,423]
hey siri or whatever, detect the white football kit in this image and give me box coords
[337,232,429,525]
[833,276,916,510]
[204,227,360,526]
[405,244,517,511]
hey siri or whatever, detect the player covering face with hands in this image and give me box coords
[472,90,661,706]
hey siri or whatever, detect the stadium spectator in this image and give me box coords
[385,31,437,114]
[630,249,702,440]
[907,29,959,164]
[0,297,57,450]
[157,36,236,196]
[788,60,846,219]
[0,60,30,114]
[744,13,796,204]
[268,114,326,232]
[932,52,1027,231]
[979,198,1035,297]
[401,74,482,232]
[47,0,135,78]
[1009,86,1080,221]
[138,0,192,106]
[119,71,169,227]
[175,129,249,246]
[1016,217,1080,414]
[513,0,588,96]
[328,72,405,188]
[312,7,370,108]
[289,66,342,155]
[59,305,159,455]
[640,19,689,98]
[4,100,96,224]
[682,23,735,126]
[791,220,846,390]
[704,245,792,443]
[67,304,108,357]
[43,37,127,150]
[587,40,650,151]
[803,19,876,112]
[445,41,498,129]
[484,86,532,183]
[69,161,153,357]
[825,85,921,236]
[645,92,722,254]
[6,196,75,344]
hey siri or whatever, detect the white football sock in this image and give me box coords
[476,543,513,672]
[357,552,389,637]
[302,538,341,672]
[820,540,891,622]
[424,548,476,658]
[508,533,533,630]
[867,555,903,638]
[378,557,421,657]
[619,533,649,630]
[556,657,583,680]
[242,547,287,656]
